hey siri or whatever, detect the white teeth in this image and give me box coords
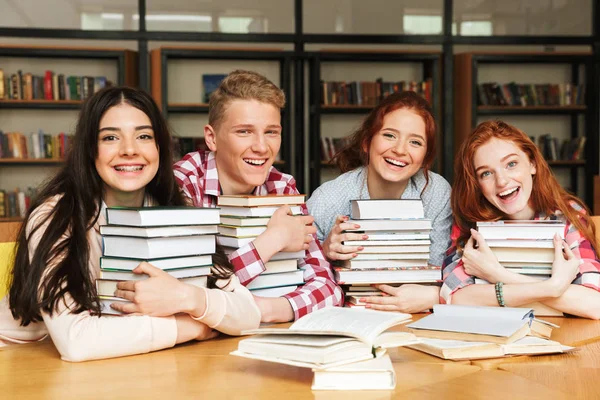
[244,159,266,166]
[115,165,143,172]
[499,187,518,197]
[385,158,407,167]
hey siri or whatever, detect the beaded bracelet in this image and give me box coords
[495,281,506,307]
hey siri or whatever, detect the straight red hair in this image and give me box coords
[452,120,597,253]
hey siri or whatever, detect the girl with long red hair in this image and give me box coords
[441,120,600,319]
[307,91,453,313]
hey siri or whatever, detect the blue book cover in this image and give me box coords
[202,74,227,103]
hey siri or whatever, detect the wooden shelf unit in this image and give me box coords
[453,52,596,206]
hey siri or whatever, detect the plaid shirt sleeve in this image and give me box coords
[229,170,343,320]
[564,213,600,292]
[439,224,475,304]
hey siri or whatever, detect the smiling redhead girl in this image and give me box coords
[441,120,600,319]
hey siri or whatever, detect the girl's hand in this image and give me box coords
[461,229,505,283]
[360,284,437,314]
[112,262,200,317]
[322,215,367,261]
[548,233,580,297]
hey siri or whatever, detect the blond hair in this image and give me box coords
[208,70,285,128]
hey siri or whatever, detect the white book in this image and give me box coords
[491,247,554,263]
[105,207,220,227]
[407,304,540,344]
[98,296,129,315]
[335,267,441,285]
[346,219,432,232]
[357,245,430,254]
[99,266,212,280]
[486,239,554,249]
[96,275,208,297]
[477,220,565,240]
[250,285,299,298]
[102,234,215,259]
[218,194,305,207]
[350,199,424,220]
[219,216,271,227]
[311,352,396,390]
[217,235,253,248]
[262,259,298,275]
[351,232,431,241]
[218,225,267,238]
[100,255,212,271]
[246,270,305,290]
[100,224,218,237]
[219,205,303,218]
[340,258,429,269]
[352,253,429,261]
[232,307,417,369]
[344,239,431,246]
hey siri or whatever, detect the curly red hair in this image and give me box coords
[452,120,597,253]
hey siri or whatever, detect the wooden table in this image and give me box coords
[2,316,600,399]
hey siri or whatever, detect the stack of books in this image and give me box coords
[406,305,573,361]
[232,307,418,390]
[96,206,221,313]
[216,194,307,297]
[475,220,566,316]
[333,199,438,306]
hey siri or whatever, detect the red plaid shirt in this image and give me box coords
[174,151,343,319]
[440,205,600,304]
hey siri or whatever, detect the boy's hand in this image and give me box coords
[267,205,316,252]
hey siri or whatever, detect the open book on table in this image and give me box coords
[231,307,417,369]
[408,336,575,361]
[407,304,557,344]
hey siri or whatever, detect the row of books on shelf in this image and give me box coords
[0,187,36,218]
[0,130,72,159]
[477,82,585,107]
[532,134,586,161]
[0,69,110,101]
[320,135,350,163]
[320,78,432,107]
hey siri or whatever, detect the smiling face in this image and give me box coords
[205,99,282,195]
[473,138,537,220]
[95,103,159,207]
[366,108,427,197]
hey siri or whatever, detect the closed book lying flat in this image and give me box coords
[231,307,416,369]
[246,270,305,290]
[222,246,304,261]
[219,205,303,218]
[408,336,571,361]
[100,265,212,280]
[335,266,441,285]
[356,245,430,254]
[96,275,208,296]
[100,224,218,237]
[476,220,565,240]
[250,285,299,298]
[98,296,128,315]
[344,239,431,246]
[346,219,432,232]
[407,304,541,344]
[218,194,305,207]
[219,216,271,227]
[340,259,429,269]
[100,255,212,271]
[354,232,431,241]
[486,239,554,249]
[352,253,429,261]
[351,199,424,220]
[311,352,395,391]
[491,247,554,263]
[102,234,215,259]
[262,259,298,275]
[217,235,253,248]
[106,206,220,227]
[218,225,267,238]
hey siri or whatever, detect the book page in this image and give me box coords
[418,338,492,349]
[289,307,411,346]
[432,304,534,321]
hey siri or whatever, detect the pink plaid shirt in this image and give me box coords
[174,151,343,320]
[440,205,600,304]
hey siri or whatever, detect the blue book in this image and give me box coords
[202,74,227,103]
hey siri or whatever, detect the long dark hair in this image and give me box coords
[9,86,232,325]
[333,91,437,192]
[452,120,597,252]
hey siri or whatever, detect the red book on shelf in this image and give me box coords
[44,70,53,100]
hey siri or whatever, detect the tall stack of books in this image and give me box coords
[97,206,221,313]
[334,199,438,307]
[475,220,567,316]
[216,194,307,297]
